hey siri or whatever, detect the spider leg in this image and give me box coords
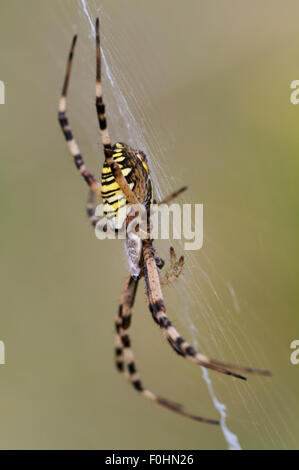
[168,246,177,273]
[157,187,187,284]
[158,186,187,206]
[114,274,139,379]
[115,274,220,425]
[95,18,112,160]
[58,36,102,199]
[160,247,184,286]
[157,188,188,280]
[86,190,99,227]
[143,241,271,379]
[157,188,186,285]
[95,18,140,207]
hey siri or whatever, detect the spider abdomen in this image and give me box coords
[101,142,153,228]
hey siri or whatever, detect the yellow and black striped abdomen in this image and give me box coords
[101,142,153,228]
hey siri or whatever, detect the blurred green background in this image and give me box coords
[0,0,298,450]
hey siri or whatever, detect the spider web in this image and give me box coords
[53,0,298,450]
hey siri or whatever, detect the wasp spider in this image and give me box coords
[58,18,271,425]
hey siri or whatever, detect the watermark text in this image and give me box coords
[94,202,203,251]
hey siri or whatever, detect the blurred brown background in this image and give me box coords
[0,0,298,449]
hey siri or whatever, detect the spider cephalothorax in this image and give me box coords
[58,18,271,426]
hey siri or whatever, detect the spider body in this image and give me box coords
[59,18,271,427]
[101,142,153,229]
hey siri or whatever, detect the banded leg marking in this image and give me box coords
[95,17,112,160]
[115,274,219,425]
[115,274,139,380]
[95,18,139,207]
[58,35,102,198]
[86,190,99,227]
[143,241,271,379]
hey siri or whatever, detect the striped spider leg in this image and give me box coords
[95,18,140,207]
[115,274,220,425]
[143,240,272,379]
[58,36,102,199]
